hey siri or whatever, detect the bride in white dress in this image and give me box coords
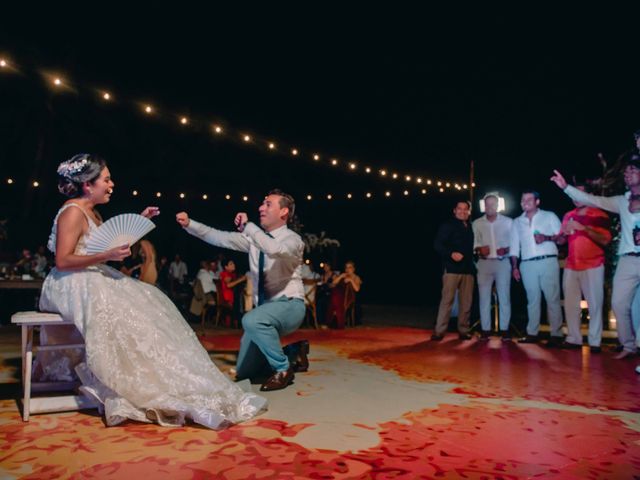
[38,153,267,428]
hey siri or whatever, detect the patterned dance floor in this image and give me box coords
[1,326,639,479]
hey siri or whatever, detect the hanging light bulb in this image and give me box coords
[144,105,153,114]
[385,191,391,197]
[405,175,412,182]
[202,194,208,200]
[366,192,372,198]
[392,173,398,179]
[180,117,188,125]
[225,194,231,200]
[7,178,13,184]
[32,181,40,187]
[0,59,7,68]
[242,196,248,201]
[313,154,320,161]
[291,148,299,156]
[213,125,223,134]
[347,193,352,199]
[156,192,162,197]
[132,190,138,196]
[306,194,312,200]
[179,193,185,199]
[403,190,409,196]
[327,194,332,200]
[365,167,371,173]
[349,163,356,170]
[243,135,251,142]
[102,92,111,101]
[380,170,387,176]
[331,159,338,166]
[269,142,276,150]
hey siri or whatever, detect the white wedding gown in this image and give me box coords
[38,203,267,428]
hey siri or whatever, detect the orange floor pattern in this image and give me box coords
[1,326,639,479]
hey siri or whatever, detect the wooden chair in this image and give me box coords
[214,279,235,328]
[11,311,98,421]
[344,283,357,327]
[303,285,319,329]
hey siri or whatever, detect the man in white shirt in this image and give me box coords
[196,259,218,297]
[551,159,640,359]
[177,189,306,391]
[510,190,564,345]
[169,254,188,284]
[473,194,514,339]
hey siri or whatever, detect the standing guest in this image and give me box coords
[432,200,475,341]
[329,260,362,329]
[177,189,308,391]
[473,193,514,339]
[510,190,564,345]
[552,159,640,360]
[220,259,247,326]
[316,262,338,327]
[555,181,611,353]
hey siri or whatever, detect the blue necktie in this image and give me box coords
[258,250,266,306]
[257,232,274,306]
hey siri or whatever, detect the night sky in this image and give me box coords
[1,8,639,306]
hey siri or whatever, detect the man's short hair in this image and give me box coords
[627,154,640,170]
[453,199,471,209]
[483,192,499,202]
[521,189,540,200]
[267,189,296,223]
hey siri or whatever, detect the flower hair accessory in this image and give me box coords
[57,154,90,179]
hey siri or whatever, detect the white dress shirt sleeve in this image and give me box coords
[184,219,251,252]
[564,185,620,214]
[472,219,483,250]
[510,220,521,259]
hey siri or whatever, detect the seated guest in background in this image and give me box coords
[473,193,514,339]
[169,254,188,285]
[510,190,563,346]
[329,260,362,329]
[300,260,320,307]
[196,259,218,302]
[316,261,338,327]
[33,245,50,278]
[220,259,247,327]
[138,239,159,285]
[15,248,33,275]
[432,200,475,341]
[157,255,170,293]
[555,180,611,353]
[120,242,142,279]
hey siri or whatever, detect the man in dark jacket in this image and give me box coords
[432,200,475,340]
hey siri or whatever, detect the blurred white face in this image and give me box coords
[345,263,355,275]
[86,167,114,204]
[484,196,498,216]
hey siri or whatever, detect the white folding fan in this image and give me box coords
[85,213,156,254]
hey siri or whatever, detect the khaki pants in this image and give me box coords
[434,273,474,336]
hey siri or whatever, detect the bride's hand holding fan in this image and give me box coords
[104,244,131,262]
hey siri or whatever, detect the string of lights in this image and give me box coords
[0,54,475,193]
[2,177,467,200]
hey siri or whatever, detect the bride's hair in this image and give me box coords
[57,153,107,198]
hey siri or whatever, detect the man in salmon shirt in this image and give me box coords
[556,181,611,353]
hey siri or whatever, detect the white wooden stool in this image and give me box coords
[11,311,98,421]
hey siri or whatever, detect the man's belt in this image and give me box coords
[521,254,557,262]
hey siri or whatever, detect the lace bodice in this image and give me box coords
[47,203,98,256]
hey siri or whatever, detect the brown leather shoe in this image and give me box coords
[283,340,310,373]
[260,368,295,391]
